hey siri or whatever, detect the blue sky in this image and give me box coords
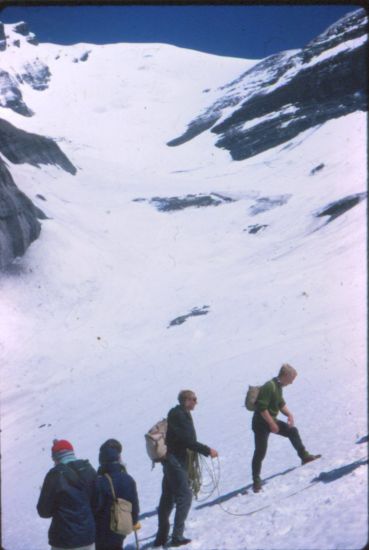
[0,4,358,59]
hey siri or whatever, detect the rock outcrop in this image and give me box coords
[0,118,76,268]
[0,20,49,116]
[0,69,33,116]
[0,118,76,174]
[0,158,42,269]
[168,9,368,161]
[134,193,235,212]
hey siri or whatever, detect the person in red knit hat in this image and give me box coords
[51,439,75,463]
[37,439,97,550]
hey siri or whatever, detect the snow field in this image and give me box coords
[0,35,367,550]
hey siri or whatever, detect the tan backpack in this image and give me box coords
[104,474,133,536]
[145,418,167,467]
[245,385,261,411]
[245,379,276,411]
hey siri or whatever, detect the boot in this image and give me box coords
[301,453,321,465]
[153,535,169,547]
[170,537,192,547]
[153,540,168,548]
[252,478,262,493]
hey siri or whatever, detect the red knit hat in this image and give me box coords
[52,439,74,456]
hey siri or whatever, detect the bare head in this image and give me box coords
[178,389,198,411]
[278,363,297,386]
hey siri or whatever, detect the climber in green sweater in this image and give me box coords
[251,363,320,493]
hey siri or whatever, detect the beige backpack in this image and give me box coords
[245,385,261,411]
[104,474,133,536]
[145,418,168,467]
[245,379,276,411]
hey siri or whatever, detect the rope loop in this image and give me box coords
[199,456,258,517]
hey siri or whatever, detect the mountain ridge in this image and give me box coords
[167,8,367,160]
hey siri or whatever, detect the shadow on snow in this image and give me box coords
[312,458,368,484]
[195,465,297,510]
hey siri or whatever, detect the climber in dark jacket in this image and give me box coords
[153,390,218,548]
[37,439,97,550]
[97,439,127,475]
[94,441,140,550]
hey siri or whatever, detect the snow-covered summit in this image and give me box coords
[0,25,253,268]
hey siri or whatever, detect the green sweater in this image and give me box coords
[255,378,286,417]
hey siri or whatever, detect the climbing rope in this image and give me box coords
[201,457,262,517]
[195,454,221,502]
[186,450,202,498]
[192,455,264,517]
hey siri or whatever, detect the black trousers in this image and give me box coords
[251,413,307,481]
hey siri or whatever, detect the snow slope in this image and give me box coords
[0,20,367,550]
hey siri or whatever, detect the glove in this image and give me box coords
[133,522,141,531]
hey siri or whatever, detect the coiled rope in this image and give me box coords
[198,456,263,517]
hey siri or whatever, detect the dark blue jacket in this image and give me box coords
[166,404,210,462]
[95,462,140,550]
[37,459,97,549]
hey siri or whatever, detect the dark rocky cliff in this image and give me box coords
[0,20,77,269]
[168,9,368,161]
[0,118,77,174]
[0,157,42,269]
[0,118,76,268]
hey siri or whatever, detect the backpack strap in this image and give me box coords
[104,473,117,500]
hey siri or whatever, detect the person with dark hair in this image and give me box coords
[97,439,127,475]
[37,439,97,550]
[94,440,140,550]
[251,364,320,493]
[153,390,218,548]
